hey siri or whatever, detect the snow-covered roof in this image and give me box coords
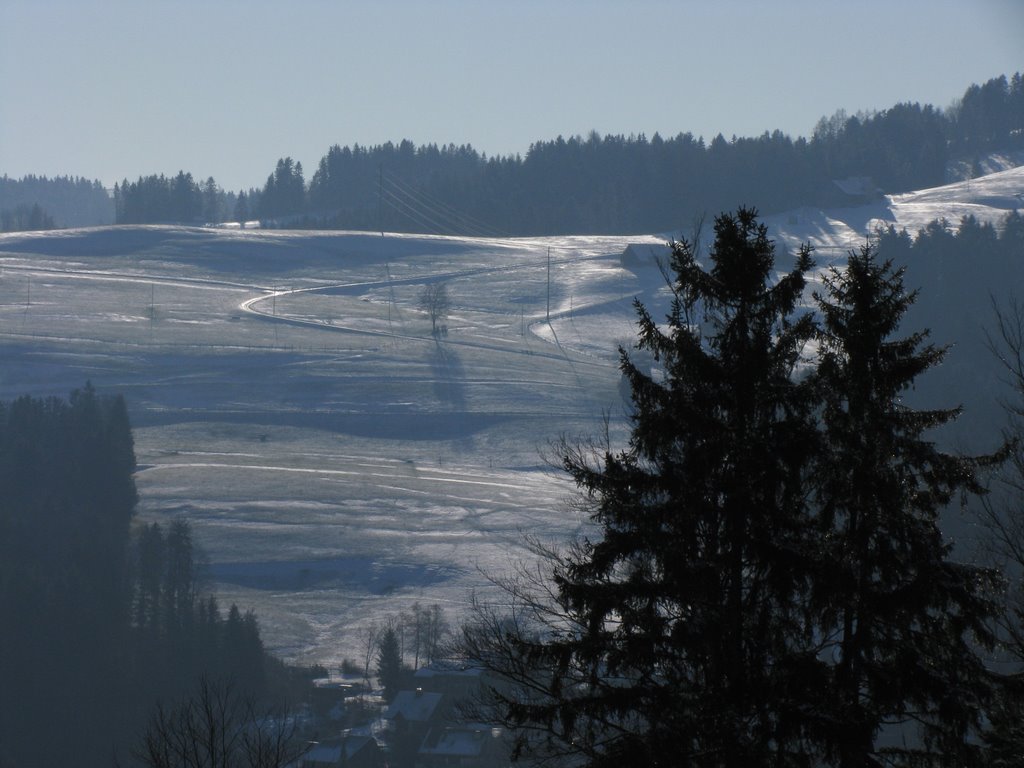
[303,741,342,765]
[301,735,378,766]
[385,689,444,722]
[418,725,499,757]
[621,242,671,267]
[313,676,364,694]
[833,176,879,197]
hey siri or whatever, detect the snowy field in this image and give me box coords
[1,165,1021,666]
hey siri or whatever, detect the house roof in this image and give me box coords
[304,741,343,765]
[621,242,671,267]
[384,689,444,722]
[419,725,497,757]
[302,735,378,765]
[833,176,878,196]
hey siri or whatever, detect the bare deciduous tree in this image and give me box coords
[356,621,383,686]
[419,282,450,336]
[133,677,307,768]
[971,298,1024,756]
[457,537,595,766]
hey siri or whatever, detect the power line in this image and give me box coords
[381,173,474,234]
[381,176,480,236]
[379,188,448,235]
[380,171,507,238]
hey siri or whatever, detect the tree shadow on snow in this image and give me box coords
[426,341,475,450]
[428,342,468,411]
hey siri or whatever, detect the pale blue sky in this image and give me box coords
[1,0,1021,192]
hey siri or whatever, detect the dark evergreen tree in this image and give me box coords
[222,604,268,697]
[955,74,1023,150]
[309,144,351,213]
[170,171,202,223]
[135,522,166,636]
[376,627,405,702]
[259,157,306,220]
[234,190,250,223]
[0,385,282,767]
[197,594,223,661]
[201,176,225,223]
[0,202,57,232]
[464,209,819,767]
[114,172,215,225]
[163,519,198,643]
[0,384,138,767]
[0,174,113,227]
[813,245,1003,766]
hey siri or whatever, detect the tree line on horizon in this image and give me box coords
[0,174,112,232]
[3,72,1021,236]
[109,71,1024,234]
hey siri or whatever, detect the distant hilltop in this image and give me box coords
[3,72,1022,237]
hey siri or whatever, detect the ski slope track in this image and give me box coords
[0,166,1021,666]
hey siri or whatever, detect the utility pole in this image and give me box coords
[546,247,551,322]
[378,165,384,237]
[386,263,393,331]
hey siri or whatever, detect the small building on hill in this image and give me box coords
[384,663,511,767]
[620,242,671,268]
[833,176,881,203]
[413,661,483,700]
[384,687,446,768]
[385,688,446,728]
[299,734,383,768]
[417,724,509,768]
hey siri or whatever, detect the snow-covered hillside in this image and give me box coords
[0,165,1020,665]
[0,225,668,664]
[764,164,1024,261]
